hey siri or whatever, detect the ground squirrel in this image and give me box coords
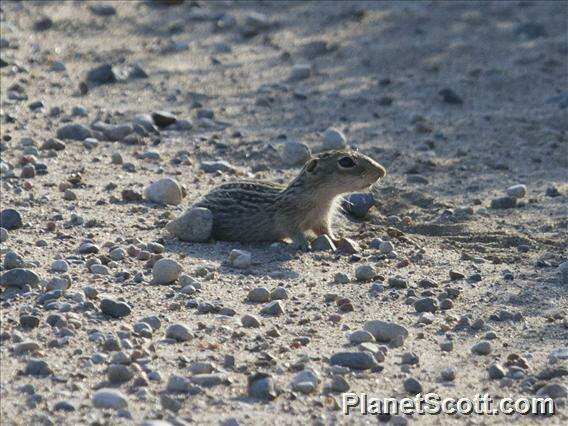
[194,150,386,248]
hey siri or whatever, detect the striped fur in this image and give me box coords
[194,150,386,243]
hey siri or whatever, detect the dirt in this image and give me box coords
[0,1,567,425]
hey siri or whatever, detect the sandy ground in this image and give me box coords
[0,1,567,425]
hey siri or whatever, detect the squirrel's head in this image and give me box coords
[300,150,386,196]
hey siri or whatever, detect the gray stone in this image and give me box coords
[471,341,492,355]
[108,364,133,384]
[92,388,127,409]
[167,375,191,393]
[152,258,182,285]
[379,240,394,254]
[151,111,176,128]
[165,323,191,342]
[506,184,527,198]
[440,367,456,382]
[241,11,271,35]
[290,369,320,394]
[53,400,75,412]
[281,141,311,166]
[200,160,239,174]
[1,209,22,230]
[260,301,285,316]
[488,363,506,379]
[0,268,40,289]
[229,249,251,268]
[355,264,375,282]
[247,373,276,400]
[0,227,7,242]
[363,320,409,344]
[41,138,66,151]
[311,234,336,251]
[100,298,132,318]
[342,193,375,219]
[322,128,347,150]
[51,260,69,272]
[4,251,24,269]
[241,314,261,328]
[166,208,213,242]
[330,375,350,392]
[46,276,71,291]
[348,330,375,344]
[14,341,40,355]
[334,272,349,284]
[98,123,133,141]
[141,315,161,330]
[56,124,93,141]
[247,287,271,303]
[89,4,116,16]
[289,64,312,81]
[388,276,407,289]
[270,286,288,300]
[403,377,423,395]
[144,178,183,205]
[24,359,53,376]
[86,64,117,84]
[414,297,439,313]
[490,196,517,209]
[189,374,225,387]
[90,264,109,275]
[329,351,378,370]
[20,315,40,329]
[536,384,567,399]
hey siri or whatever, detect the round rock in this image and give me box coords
[247,287,271,303]
[152,258,182,285]
[355,264,375,282]
[322,128,347,150]
[100,298,132,318]
[92,388,128,410]
[0,209,23,230]
[329,351,378,370]
[471,340,492,355]
[363,320,409,344]
[166,208,213,242]
[165,323,192,342]
[506,184,527,198]
[144,178,183,205]
[0,268,40,289]
[281,141,311,166]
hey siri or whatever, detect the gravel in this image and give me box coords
[1,2,565,424]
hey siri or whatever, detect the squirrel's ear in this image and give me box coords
[305,159,318,173]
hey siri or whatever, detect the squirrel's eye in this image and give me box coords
[338,157,356,168]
